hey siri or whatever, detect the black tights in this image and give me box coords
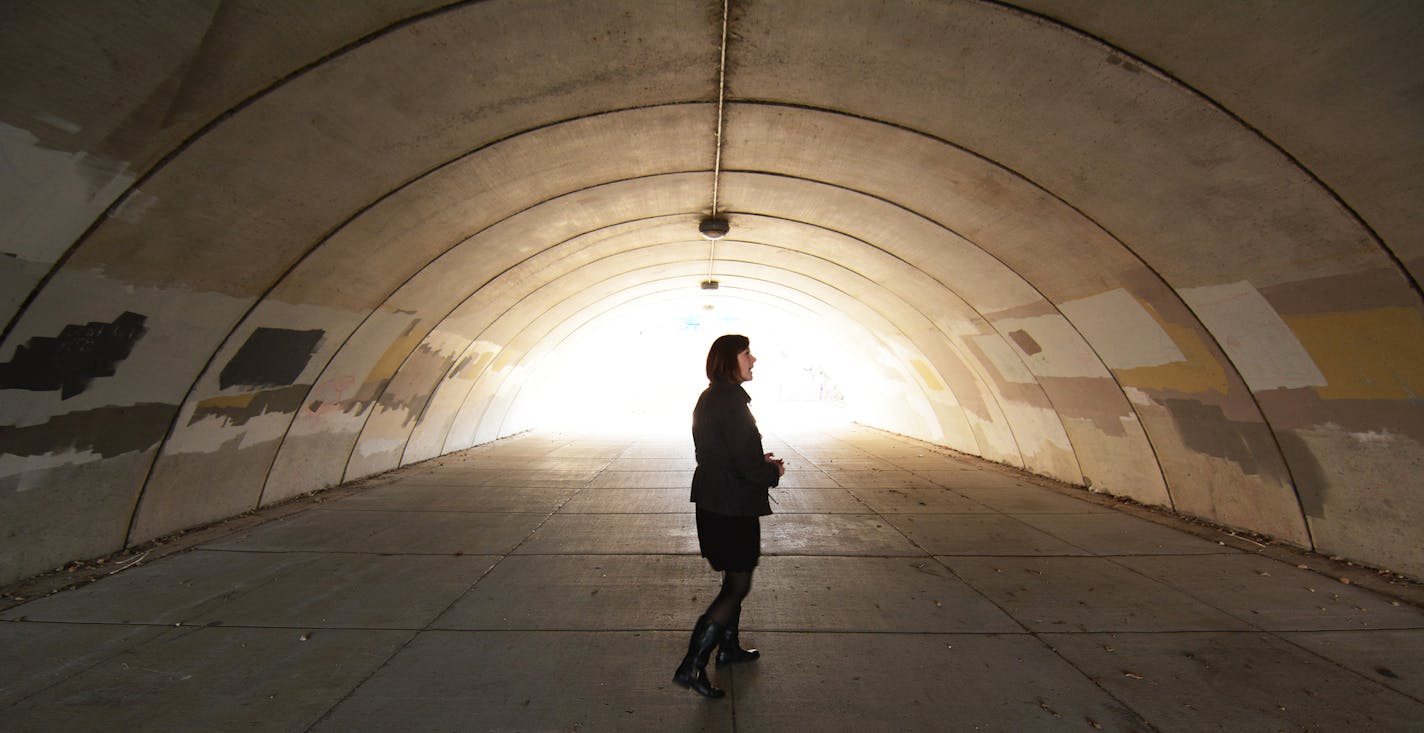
[704,570,753,628]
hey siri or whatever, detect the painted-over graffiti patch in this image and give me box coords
[0,311,148,399]
[219,327,323,389]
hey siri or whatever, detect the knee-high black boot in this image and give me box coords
[672,614,726,698]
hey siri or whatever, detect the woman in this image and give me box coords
[672,334,786,699]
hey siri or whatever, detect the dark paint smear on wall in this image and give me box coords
[219,327,323,389]
[0,311,148,399]
[0,403,175,458]
[189,385,311,427]
[1163,398,1261,476]
[1275,431,1328,519]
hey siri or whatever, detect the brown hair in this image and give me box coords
[705,334,750,382]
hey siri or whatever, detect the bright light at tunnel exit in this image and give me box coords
[508,294,853,437]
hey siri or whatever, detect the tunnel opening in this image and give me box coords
[503,290,871,436]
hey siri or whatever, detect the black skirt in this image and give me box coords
[695,508,760,572]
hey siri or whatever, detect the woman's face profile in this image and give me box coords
[737,348,756,382]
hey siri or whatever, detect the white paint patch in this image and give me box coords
[1059,289,1186,369]
[1180,281,1327,390]
[1123,386,1157,406]
[0,449,103,482]
[0,122,136,262]
[1350,430,1397,445]
[163,410,294,455]
[354,437,404,459]
[994,314,1111,379]
[969,334,1037,384]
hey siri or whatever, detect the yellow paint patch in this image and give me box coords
[911,359,946,391]
[1115,316,1229,395]
[364,323,427,388]
[1286,307,1424,400]
[196,392,258,410]
[456,351,494,381]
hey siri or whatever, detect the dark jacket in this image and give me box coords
[690,379,780,517]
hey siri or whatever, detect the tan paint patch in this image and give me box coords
[195,392,258,410]
[1116,320,1229,395]
[361,323,421,389]
[911,359,946,391]
[1287,307,1424,400]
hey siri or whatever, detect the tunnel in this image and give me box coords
[2,1,1422,593]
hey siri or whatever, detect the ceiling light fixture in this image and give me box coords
[699,217,729,240]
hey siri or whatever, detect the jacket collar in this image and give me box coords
[710,378,751,402]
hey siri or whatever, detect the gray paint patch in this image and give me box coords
[0,402,174,457]
[219,328,323,389]
[1275,431,1329,519]
[0,311,147,399]
[1163,399,1261,476]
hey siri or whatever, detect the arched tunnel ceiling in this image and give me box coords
[1,1,1421,586]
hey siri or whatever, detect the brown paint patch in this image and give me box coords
[985,300,1058,320]
[0,403,175,458]
[190,385,310,427]
[1037,376,1134,436]
[1263,268,1417,314]
[1008,329,1041,356]
[1255,390,1424,443]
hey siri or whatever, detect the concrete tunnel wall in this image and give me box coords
[1,0,1421,585]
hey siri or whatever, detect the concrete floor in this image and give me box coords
[2,427,1421,732]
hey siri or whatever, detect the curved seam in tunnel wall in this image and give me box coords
[995,0,1422,301]
[0,0,484,345]
[441,261,975,459]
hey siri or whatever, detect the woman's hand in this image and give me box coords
[765,452,786,477]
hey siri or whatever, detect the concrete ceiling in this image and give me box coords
[1,0,1421,585]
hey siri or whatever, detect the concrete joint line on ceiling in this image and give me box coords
[708,0,731,283]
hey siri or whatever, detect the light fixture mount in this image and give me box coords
[700,280,720,290]
[699,217,730,240]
